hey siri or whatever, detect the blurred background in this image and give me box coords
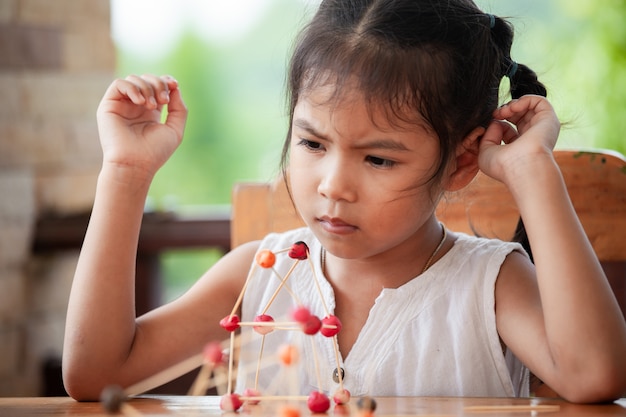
[114,0,626,208]
[0,0,624,397]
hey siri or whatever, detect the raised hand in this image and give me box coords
[96,74,188,178]
[478,95,561,184]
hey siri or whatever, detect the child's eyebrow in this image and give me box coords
[352,139,410,152]
[293,118,328,140]
[293,117,410,152]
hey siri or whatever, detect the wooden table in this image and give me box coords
[1,396,626,416]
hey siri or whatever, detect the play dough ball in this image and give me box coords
[288,241,309,260]
[356,396,377,412]
[100,385,126,413]
[278,404,301,417]
[333,388,351,405]
[253,314,275,335]
[321,315,342,337]
[301,315,322,335]
[202,341,224,365]
[307,391,331,413]
[219,314,240,332]
[278,344,299,366]
[220,393,243,411]
[291,306,311,323]
[243,388,261,405]
[255,249,276,268]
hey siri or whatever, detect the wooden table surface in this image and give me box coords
[1,395,626,416]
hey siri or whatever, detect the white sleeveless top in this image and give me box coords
[235,227,529,398]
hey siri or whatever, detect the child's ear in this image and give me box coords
[444,126,484,192]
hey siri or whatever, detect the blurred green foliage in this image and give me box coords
[117,1,315,209]
[115,0,625,301]
[560,0,626,154]
[477,0,625,154]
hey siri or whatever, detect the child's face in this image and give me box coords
[288,84,444,260]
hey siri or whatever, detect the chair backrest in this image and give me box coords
[232,149,626,258]
[231,149,626,316]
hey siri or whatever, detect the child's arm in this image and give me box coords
[62,75,255,400]
[480,96,626,402]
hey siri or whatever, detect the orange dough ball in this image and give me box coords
[278,344,299,366]
[278,405,301,417]
[255,249,276,268]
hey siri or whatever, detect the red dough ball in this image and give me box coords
[333,388,351,405]
[307,391,331,413]
[219,315,240,332]
[255,249,276,268]
[220,393,243,411]
[253,314,275,335]
[321,315,342,337]
[243,388,261,405]
[301,315,322,335]
[202,341,224,365]
[288,241,309,260]
[291,306,311,323]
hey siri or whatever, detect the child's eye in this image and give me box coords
[366,155,395,168]
[297,138,324,151]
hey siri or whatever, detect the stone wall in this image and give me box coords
[0,0,114,396]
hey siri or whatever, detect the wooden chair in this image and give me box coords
[231,149,626,315]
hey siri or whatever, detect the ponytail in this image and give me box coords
[487,14,548,100]
[508,61,547,99]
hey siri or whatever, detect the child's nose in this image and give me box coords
[317,159,357,202]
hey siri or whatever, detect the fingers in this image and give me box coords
[163,84,188,137]
[494,95,547,116]
[493,95,557,126]
[481,119,518,149]
[104,74,179,110]
[492,95,560,143]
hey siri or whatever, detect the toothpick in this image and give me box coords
[240,395,309,401]
[188,361,217,396]
[261,262,302,314]
[254,335,267,390]
[119,402,144,417]
[227,332,236,394]
[238,321,337,330]
[306,252,331,316]
[229,264,259,317]
[124,353,204,396]
[124,337,237,397]
[310,337,323,391]
[331,334,344,390]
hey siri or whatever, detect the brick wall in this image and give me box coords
[0,0,114,396]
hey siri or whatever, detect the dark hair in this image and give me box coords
[279,0,547,187]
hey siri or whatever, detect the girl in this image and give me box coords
[63,0,626,403]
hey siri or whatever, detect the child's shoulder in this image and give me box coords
[428,232,531,298]
[452,231,524,252]
[444,231,528,269]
